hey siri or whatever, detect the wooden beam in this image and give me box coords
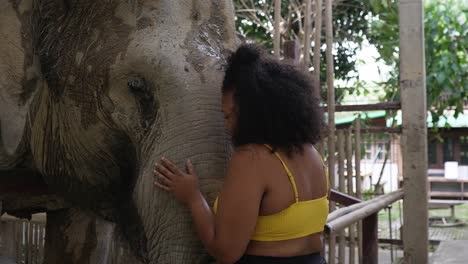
[354,119,362,198]
[325,0,335,215]
[328,232,336,264]
[379,238,440,246]
[283,39,300,65]
[346,128,356,264]
[354,117,363,263]
[273,0,281,59]
[358,127,402,134]
[329,189,362,206]
[327,190,395,223]
[326,189,404,232]
[331,127,402,135]
[362,213,378,264]
[399,0,429,263]
[313,0,323,97]
[322,102,401,112]
[337,130,345,264]
[303,0,312,70]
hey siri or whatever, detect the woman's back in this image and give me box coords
[244,144,328,257]
[155,44,328,264]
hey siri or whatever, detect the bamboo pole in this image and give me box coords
[354,117,363,263]
[322,102,401,112]
[346,129,354,196]
[31,223,36,263]
[357,127,402,134]
[328,232,336,264]
[327,197,374,222]
[338,130,345,194]
[28,222,33,264]
[313,0,324,156]
[362,213,378,264]
[325,0,335,213]
[327,190,404,232]
[36,224,41,264]
[346,128,356,264]
[303,0,312,70]
[399,0,428,263]
[283,39,300,65]
[313,0,323,97]
[337,130,345,263]
[15,222,21,262]
[274,0,281,59]
[0,221,16,260]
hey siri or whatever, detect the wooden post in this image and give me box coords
[362,213,378,264]
[346,128,356,264]
[399,0,428,263]
[337,130,345,263]
[303,0,312,70]
[36,224,41,263]
[274,0,282,59]
[313,0,323,97]
[1,221,16,260]
[15,222,21,262]
[283,39,300,65]
[354,118,363,263]
[31,222,36,263]
[328,232,336,264]
[325,0,335,212]
[28,222,33,264]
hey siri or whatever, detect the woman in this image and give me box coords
[154,44,328,264]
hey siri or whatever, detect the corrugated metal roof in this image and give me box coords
[331,109,468,128]
[387,110,468,128]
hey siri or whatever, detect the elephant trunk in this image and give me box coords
[135,89,230,263]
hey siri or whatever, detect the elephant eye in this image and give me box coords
[127,76,157,129]
[128,77,148,93]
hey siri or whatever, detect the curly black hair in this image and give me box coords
[222,44,324,155]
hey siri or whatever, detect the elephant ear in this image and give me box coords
[0,4,40,167]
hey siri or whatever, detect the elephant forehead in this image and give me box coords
[32,0,134,129]
[117,0,236,88]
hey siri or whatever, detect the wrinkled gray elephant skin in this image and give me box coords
[0,0,237,263]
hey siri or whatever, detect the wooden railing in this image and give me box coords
[0,213,139,264]
[325,189,404,264]
[0,214,46,264]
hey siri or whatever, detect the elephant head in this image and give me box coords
[0,0,237,263]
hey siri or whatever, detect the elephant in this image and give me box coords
[0,0,238,263]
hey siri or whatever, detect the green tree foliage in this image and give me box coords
[367,0,467,122]
[234,0,467,123]
[234,0,376,102]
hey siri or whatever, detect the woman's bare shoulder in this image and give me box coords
[232,144,271,159]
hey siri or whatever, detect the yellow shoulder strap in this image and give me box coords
[264,144,299,202]
[319,154,330,197]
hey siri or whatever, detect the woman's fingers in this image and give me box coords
[155,163,174,178]
[154,181,171,191]
[161,157,184,176]
[186,159,195,175]
[154,170,172,185]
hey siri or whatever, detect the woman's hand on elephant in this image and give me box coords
[153,157,201,205]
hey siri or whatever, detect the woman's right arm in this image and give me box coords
[196,146,265,263]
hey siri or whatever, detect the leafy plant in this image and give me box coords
[367,0,468,123]
[233,0,378,102]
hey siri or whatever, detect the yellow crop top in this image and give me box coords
[213,145,329,241]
